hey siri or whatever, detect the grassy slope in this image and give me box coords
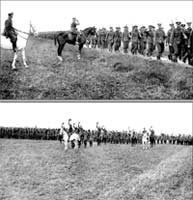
[0,36,193,99]
[0,139,192,200]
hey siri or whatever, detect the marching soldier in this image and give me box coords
[100,28,107,49]
[180,24,188,61]
[139,26,147,55]
[114,27,122,52]
[122,25,130,54]
[183,22,192,64]
[146,25,155,57]
[106,27,115,52]
[170,21,184,62]
[3,12,18,52]
[131,25,140,55]
[167,23,175,60]
[154,23,166,60]
[188,29,193,65]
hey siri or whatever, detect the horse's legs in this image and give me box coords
[57,43,65,63]
[12,52,18,69]
[22,49,28,68]
[77,44,83,60]
[64,139,68,150]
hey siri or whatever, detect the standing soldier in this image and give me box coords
[100,28,107,49]
[122,25,130,54]
[131,25,140,55]
[97,29,102,48]
[154,23,166,60]
[139,26,147,55]
[188,30,193,65]
[96,122,102,146]
[114,27,122,52]
[146,25,155,57]
[170,21,184,62]
[167,23,175,60]
[3,12,18,52]
[90,33,98,49]
[106,27,115,52]
[183,22,192,64]
[180,24,188,61]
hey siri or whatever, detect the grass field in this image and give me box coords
[0,36,193,100]
[0,139,192,200]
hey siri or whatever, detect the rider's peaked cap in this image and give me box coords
[8,12,13,16]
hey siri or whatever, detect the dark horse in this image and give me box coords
[54,27,96,63]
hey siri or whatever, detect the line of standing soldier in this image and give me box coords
[90,22,193,65]
[1,125,192,146]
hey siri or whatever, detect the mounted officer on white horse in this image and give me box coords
[2,12,18,52]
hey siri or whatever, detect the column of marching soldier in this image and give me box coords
[0,119,192,146]
[89,21,193,65]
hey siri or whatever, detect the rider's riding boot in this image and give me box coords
[12,42,17,52]
[76,36,79,45]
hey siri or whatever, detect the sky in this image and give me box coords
[0,103,192,135]
[1,1,192,33]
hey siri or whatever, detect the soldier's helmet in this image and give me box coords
[187,22,192,25]
[124,25,128,29]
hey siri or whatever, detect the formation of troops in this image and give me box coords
[88,21,193,65]
[3,12,193,66]
[0,118,192,147]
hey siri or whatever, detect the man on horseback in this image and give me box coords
[70,17,80,45]
[3,12,18,52]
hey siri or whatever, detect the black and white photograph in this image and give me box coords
[0,103,192,200]
[0,1,193,100]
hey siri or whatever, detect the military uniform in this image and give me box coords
[183,23,192,64]
[131,26,140,55]
[106,27,115,52]
[167,24,175,60]
[188,30,193,65]
[170,22,184,62]
[139,26,147,55]
[155,24,166,60]
[122,26,130,53]
[100,28,107,49]
[114,27,122,52]
[90,35,97,48]
[3,13,17,52]
[146,25,155,56]
[70,18,80,43]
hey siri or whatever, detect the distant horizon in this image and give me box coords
[0,103,192,136]
[1,1,192,33]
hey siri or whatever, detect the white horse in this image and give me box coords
[69,132,80,149]
[142,131,150,150]
[59,127,69,150]
[1,30,31,69]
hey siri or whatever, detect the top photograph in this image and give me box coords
[0,1,192,100]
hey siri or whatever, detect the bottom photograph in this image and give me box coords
[0,103,192,200]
